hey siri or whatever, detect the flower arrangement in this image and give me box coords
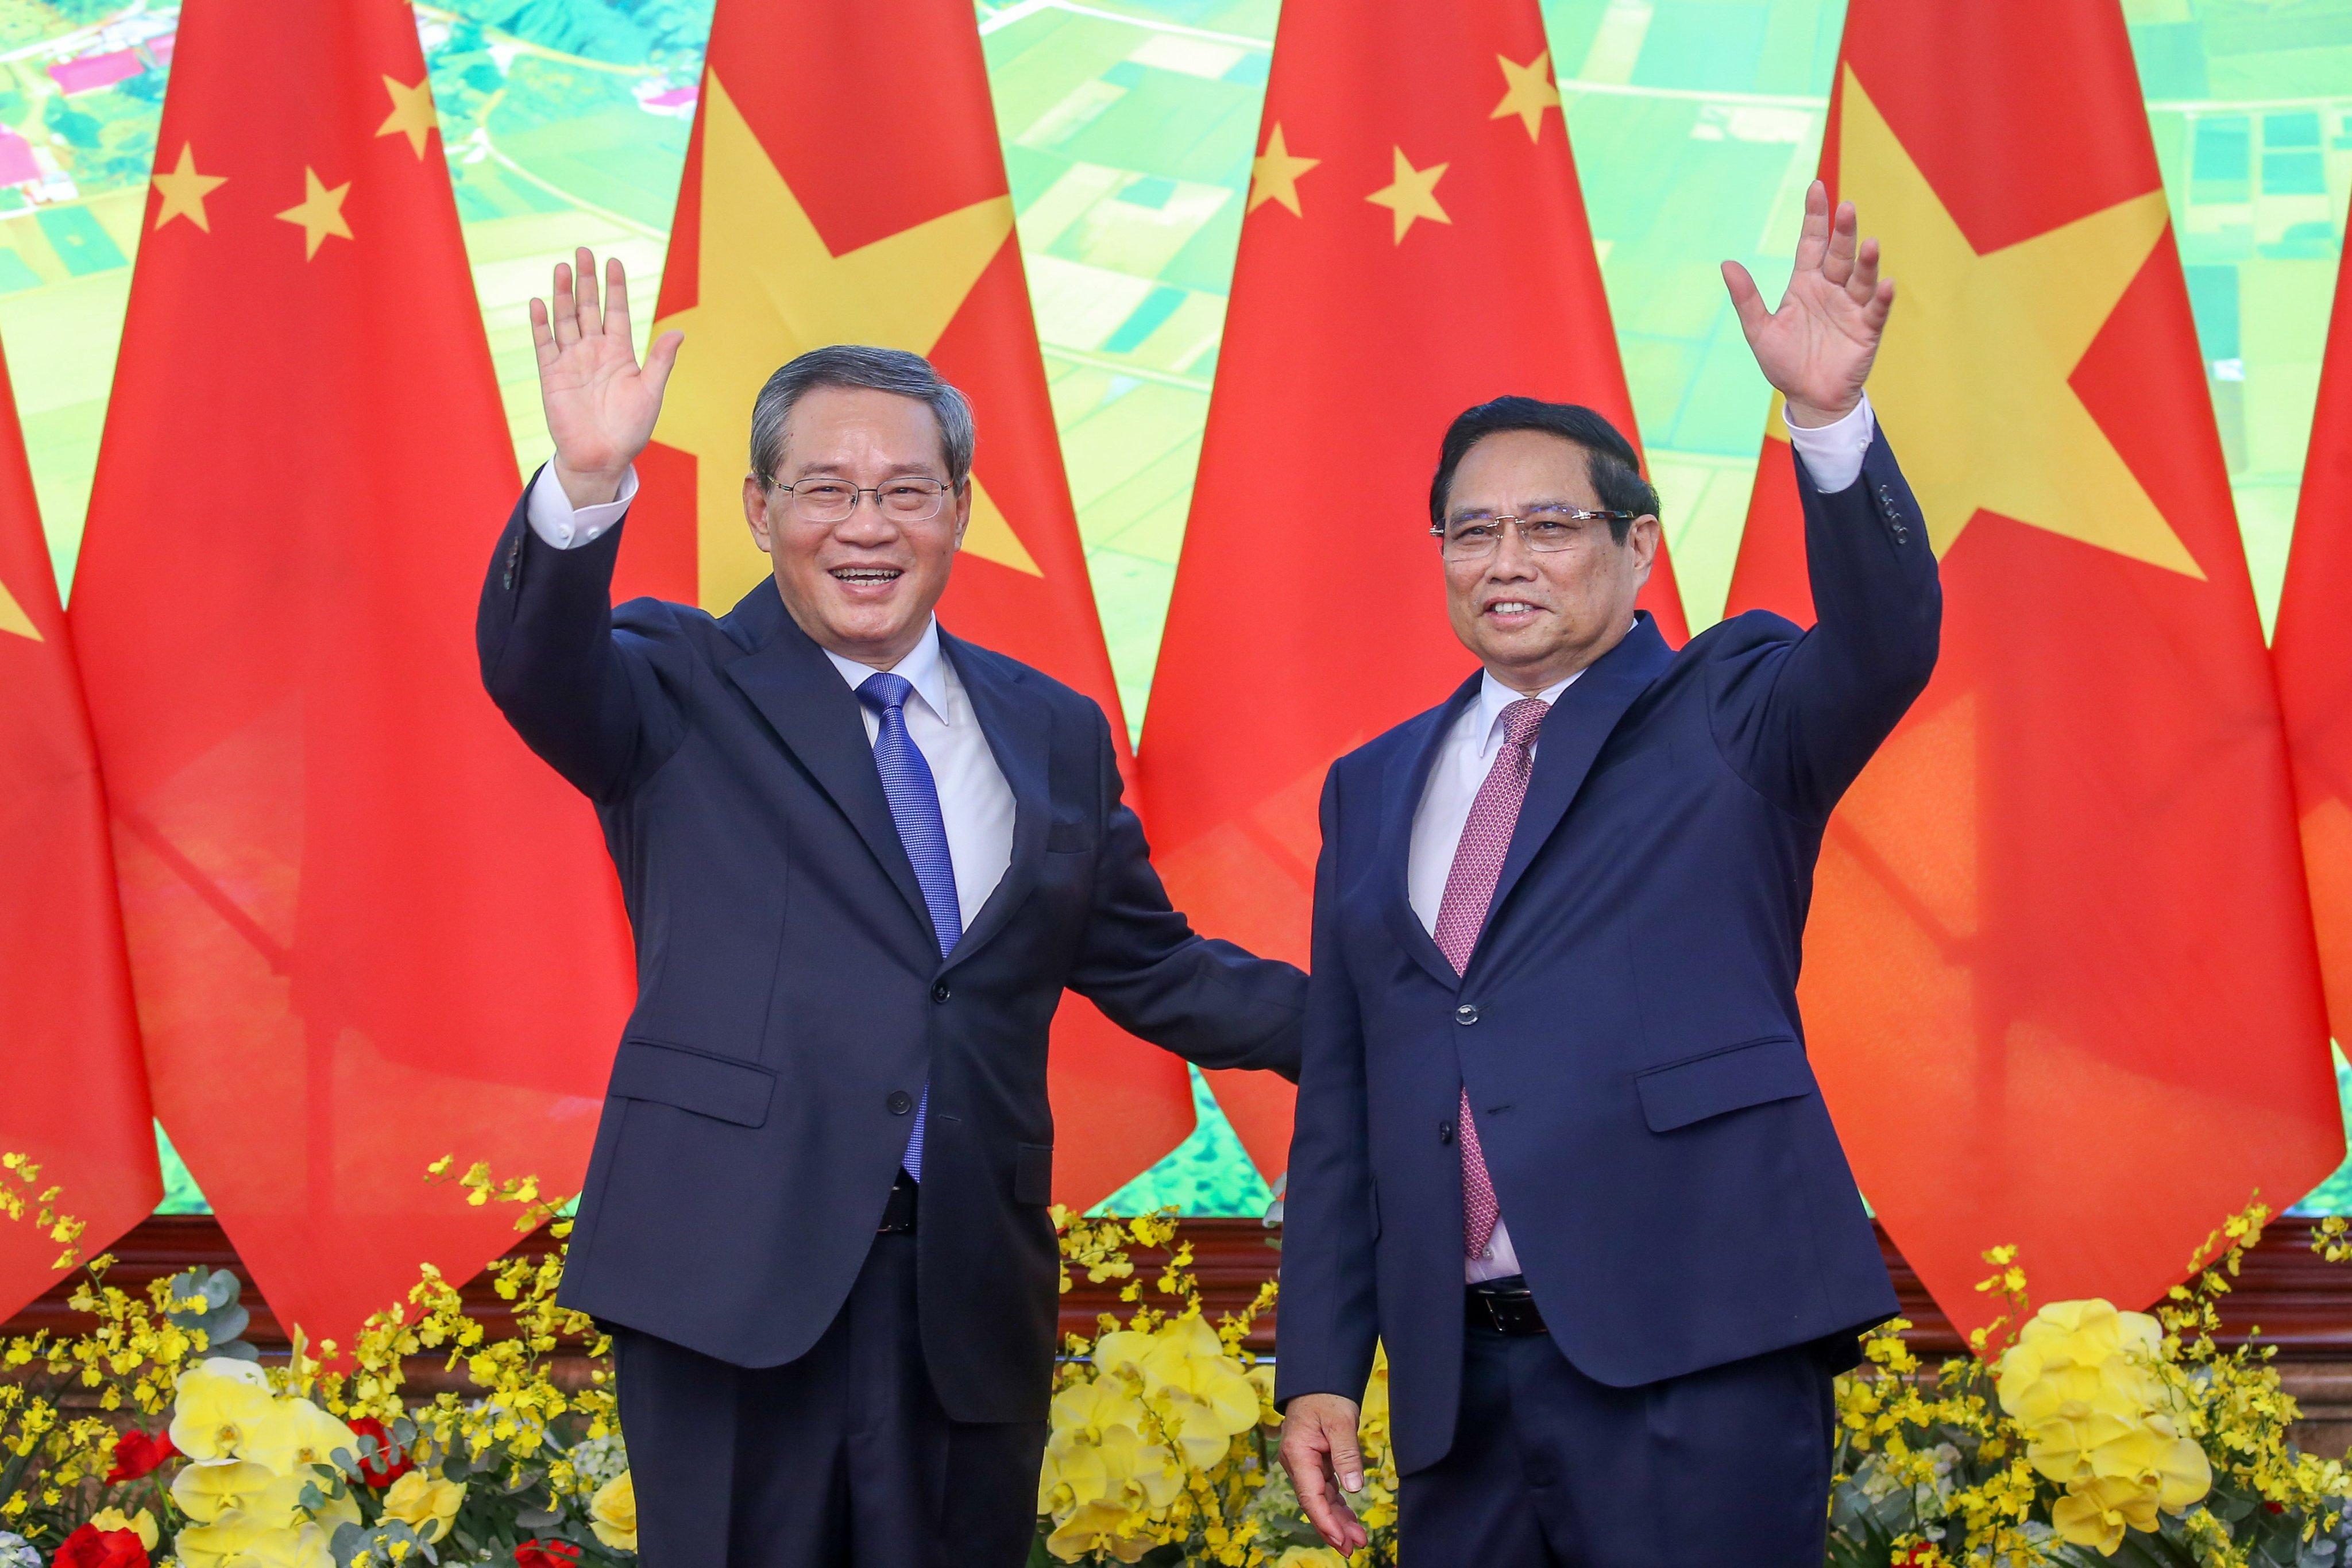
[13,1150,2352,1568]
[0,1157,634,1568]
[1830,1202,2352,1566]
[1037,1211,1396,1566]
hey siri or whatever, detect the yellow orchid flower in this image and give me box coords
[172,1460,287,1526]
[88,1508,159,1551]
[179,1519,342,1568]
[2091,1413,2212,1512]
[590,1470,636,1551]
[243,1396,357,1476]
[2023,1410,2137,1485]
[382,1469,468,1544]
[1275,1550,1350,1568]
[1050,1376,1152,1443]
[168,1358,281,1463]
[1045,1496,1152,1562]
[2050,1474,2161,1555]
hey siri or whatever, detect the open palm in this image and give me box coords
[1722,181,1894,427]
[532,247,683,507]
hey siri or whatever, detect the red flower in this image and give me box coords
[515,1543,582,1568]
[103,1428,175,1484]
[53,1526,146,1568]
[345,1416,413,1486]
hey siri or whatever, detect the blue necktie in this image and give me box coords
[857,670,961,1182]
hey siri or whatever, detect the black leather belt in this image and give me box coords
[878,1170,918,1234]
[1466,1277,1547,1335]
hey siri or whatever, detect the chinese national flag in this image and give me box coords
[1141,0,1686,1174]
[622,1,1181,1207]
[0,340,156,1317]
[1724,0,2338,1335]
[2274,248,2352,1047]
[67,0,635,1347]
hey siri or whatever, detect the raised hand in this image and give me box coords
[1722,180,1894,428]
[531,248,684,508]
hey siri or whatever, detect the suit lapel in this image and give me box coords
[939,631,1050,972]
[719,585,936,947]
[1380,673,1484,991]
[1477,614,1675,955]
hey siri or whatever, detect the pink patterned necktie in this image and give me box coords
[1434,697,1550,1260]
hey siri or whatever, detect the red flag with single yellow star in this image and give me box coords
[1723,0,2338,1336]
[2274,247,2352,1051]
[66,0,635,1348]
[617,0,1184,1207]
[0,335,157,1318]
[1141,0,1686,1175]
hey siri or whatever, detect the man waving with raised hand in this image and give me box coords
[1275,184,1935,1566]
[479,252,1307,1567]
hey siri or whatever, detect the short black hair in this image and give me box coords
[1428,397,1660,544]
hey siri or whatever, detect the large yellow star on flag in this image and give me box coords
[1491,51,1562,142]
[0,574,38,641]
[1366,148,1450,245]
[151,142,226,232]
[376,75,438,159]
[1249,123,1319,215]
[1840,67,2198,577]
[276,167,353,260]
[654,72,1038,609]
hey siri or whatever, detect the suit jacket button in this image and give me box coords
[501,571,513,590]
[932,982,951,1004]
[1439,1121,1455,1145]
[887,1091,914,1115]
[1455,1003,1478,1025]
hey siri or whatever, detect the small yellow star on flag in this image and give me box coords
[0,574,38,641]
[151,142,227,232]
[1366,147,1450,244]
[1491,51,1562,142]
[276,167,353,259]
[376,75,438,158]
[1249,123,1319,215]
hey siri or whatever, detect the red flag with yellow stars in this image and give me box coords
[621,1,1184,1207]
[0,337,156,1318]
[67,0,634,1349]
[2274,249,2352,1053]
[1723,0,2338,1335]
[1140,0,1686,1175]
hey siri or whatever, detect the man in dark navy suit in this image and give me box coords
[477,252,1305,1567]
[1275,186,1938,1565]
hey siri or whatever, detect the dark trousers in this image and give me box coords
[1399,1324,1837,1568]
[609,1233,1047,1568]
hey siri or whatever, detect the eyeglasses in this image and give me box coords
[771,477,952,525]
[1432,505,1636,561]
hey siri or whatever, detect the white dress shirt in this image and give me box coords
[524,464,1015,928]
[1406,396,1875,1284]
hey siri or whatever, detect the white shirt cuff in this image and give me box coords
[1782,392,1875,493]
[525,461,639,550]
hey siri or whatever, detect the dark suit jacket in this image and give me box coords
[477,473,1304,1424]
[1274,431,1940,1475]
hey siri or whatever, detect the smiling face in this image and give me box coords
[1439,429,1659,694]
[742,383,971,670]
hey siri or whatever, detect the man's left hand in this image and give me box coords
[1721,180,1894,427]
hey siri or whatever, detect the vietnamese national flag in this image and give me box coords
[67,0,635,1348]
[0,338,156,1317]
[623,0,1184,1208]
[1723,0,2338,1335]
[1141,0,1686,1175]
[2274,246,2352,1048]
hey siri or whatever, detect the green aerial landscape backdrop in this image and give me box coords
[0,0,2346,1215]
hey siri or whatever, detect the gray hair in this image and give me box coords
[748,345,976,491]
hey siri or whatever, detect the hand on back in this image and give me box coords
[530,247,684,509]
[1721,180,1894,428]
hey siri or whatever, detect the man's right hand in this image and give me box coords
[530,247,683,510]
[1278,1393,1370,1554]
